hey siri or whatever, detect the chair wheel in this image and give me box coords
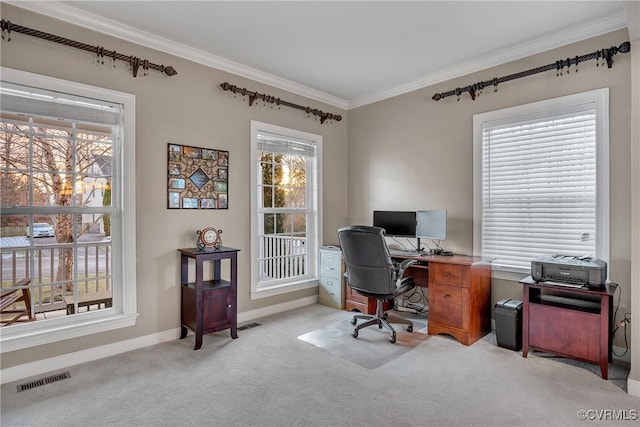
[351,318,357,325]
[407,325,413,333]
[389,332,396,343]
[352,330,358,339]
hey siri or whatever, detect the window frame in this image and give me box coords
[250,121,322,300]
[472,88,610,280]
[0,67,137,352]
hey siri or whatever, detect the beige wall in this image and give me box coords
[0,5,348,368]
[348,29,633,349]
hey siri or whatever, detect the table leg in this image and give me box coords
[600,294,609,379]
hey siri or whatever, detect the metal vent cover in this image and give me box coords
[237,322,261,331]
[17,371,71,392]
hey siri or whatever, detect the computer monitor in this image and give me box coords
[372,210,416,237]
[416,209,447,240]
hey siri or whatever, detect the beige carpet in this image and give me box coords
[2,304,638,427]
[297,311,429,369]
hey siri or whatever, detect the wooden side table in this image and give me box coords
[520,276,616,379]
[178,247,240,350]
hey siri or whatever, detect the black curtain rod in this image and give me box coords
[1,19,177,78]
[432,41,630,102]
[220,82,342,124]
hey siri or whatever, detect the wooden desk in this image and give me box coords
[178,247,240,350]
[345,253,492,345]
[63,291,112,314]
[520,276,615,379]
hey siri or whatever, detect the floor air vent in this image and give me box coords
[17,371,71,392]
[237,322,261,331]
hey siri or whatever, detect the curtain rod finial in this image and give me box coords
[618,41,630,54]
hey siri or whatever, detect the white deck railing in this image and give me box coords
[1,242,111,314]
[259,235,307,281]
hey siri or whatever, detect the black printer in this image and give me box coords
[531,255,607,288]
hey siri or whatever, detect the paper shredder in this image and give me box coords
[494,299,523,351]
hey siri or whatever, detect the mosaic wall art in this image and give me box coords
[167,143,229,209]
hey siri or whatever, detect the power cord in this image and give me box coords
[390,236,411,251]
[609,282,630,358]
[395,286,428,315]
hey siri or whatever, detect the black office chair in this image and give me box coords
[337,225,417,343]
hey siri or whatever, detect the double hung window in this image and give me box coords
[250,121,321,298]
[473,89,609,274]
[0,68,137,351]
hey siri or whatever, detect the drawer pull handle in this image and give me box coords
[444,294,451,299]
[227,304,232,308]
[444,272,451,276]
[327,281,333,285]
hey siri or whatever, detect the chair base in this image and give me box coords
[351,299,413,343]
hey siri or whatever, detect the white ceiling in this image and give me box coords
[11,1,632,109]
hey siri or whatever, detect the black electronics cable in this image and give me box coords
[609,282,630,358]
[390,236,411,251]
[396,286,428,314]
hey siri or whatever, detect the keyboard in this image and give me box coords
[390,250,422,256]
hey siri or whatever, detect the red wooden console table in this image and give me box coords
[520,276,616,379]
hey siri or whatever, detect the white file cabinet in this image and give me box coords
[319,246,345,309]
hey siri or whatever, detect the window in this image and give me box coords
[250,121,322,299]
[473,89,609,275]
[0,67,137,352]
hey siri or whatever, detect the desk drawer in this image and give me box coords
[346,285,368,304]
[430,284,463,329]
[319,277,344,309]
[430,262,464,287]
[320,250,342,268]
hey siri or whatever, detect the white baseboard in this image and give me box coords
[238,295,317,323]
[0,328,181,385]
[0,295,318,385]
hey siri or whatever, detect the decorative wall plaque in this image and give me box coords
[167,143,229,209]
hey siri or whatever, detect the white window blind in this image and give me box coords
[257,131,316,158]
[0,83,122,126]
[474,89,609,273]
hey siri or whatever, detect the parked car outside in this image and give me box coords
[26,223,55,238]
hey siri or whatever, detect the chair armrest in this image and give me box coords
[395,259,418,288]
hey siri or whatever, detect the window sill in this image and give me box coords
[0,311,139,353]
[251,279,318,300]
[490,264,530,282]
